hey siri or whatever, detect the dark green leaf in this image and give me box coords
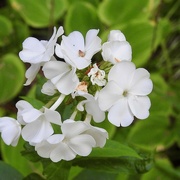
[23,173,45,180]
[0,160,23,180]
[42,159,71,180]
[72,140,153,174]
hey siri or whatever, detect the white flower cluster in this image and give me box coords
[0,27,153,162]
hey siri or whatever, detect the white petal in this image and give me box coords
[98,81,123,111]
[42,61,70,79]
[0,117,21,146]
[85,125,108,147]
[85,101,105,123]
[129,68,153,95]
[44,108,61,125]
[50,143,76,162]
[54,68,79,95]
[55,44,64,58]
[61,120,88,138]
[108,61,135,89]
[62,31,85,52]
[19,37,45,63]
[108,30,126,41]
[24,64,41,85]
[128,95,151,119]
[35,140,57,158]
[41,80,57,96]
[85,29,101,59]
[68,134,96,156]
[21,109,42,123]
[22,119,53,144]
[108,98,134,127]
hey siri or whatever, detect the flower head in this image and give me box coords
[55,29,101,69]
[98,61,153,127]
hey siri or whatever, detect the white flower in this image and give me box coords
[88,63,106,86]
[42,61,79,95]
[35,119,97,162]
[98,61,153,127]
[108,30,126,42]
[16,100,61,145]
[19,27,64,85]
[55,29,101,69]
[75,91,105,123]
[102,41,132,64]
[0,117,21,146]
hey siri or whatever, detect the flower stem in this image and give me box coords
[50,94,66,111]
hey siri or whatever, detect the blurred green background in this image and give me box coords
[0,0,179,179]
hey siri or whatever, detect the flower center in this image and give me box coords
[123,90,128,97]
[79,50,85,57]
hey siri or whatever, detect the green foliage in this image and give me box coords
[0,160,23,180]
[0,54,25,104]
[0,0,179,179]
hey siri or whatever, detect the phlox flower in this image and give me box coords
[35,119,96,162]
[98,61,153,127]
[19,27,64,85]
[55,29,101,69]
[101,30,132,64]
[0,117,21,146]
[16,100,61,145]
[88,63,106,86]
[42,61,79,95]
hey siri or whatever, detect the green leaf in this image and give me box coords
[98,0,148,26]
[41,159,71,180]
[24,173,45,180]
[73,140,153,174]
[0,160,23,180]
[10,0,67,28]
[0,54,25,104]
[127,114,170,148]
[67,0,99,6]
[142,158,180,180]
[1,138,42,176]
[0,15,13,46]
[64,2,101,36]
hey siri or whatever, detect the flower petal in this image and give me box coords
[129,68,153,95]
[50,143,76,162]
[22,119,53,144]
[0,117,21,146]
[68,134,95,156]
[108,30,126,41]
[44,108,61,125]
[24,64,41,85]
[98,81,123,111]
[19,37,46,63]
[128,95,151,119]
[108,98,134,127]
[108,61,135,89]
[61,120,88,138]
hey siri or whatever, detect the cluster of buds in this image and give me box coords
[0,27,153,162]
